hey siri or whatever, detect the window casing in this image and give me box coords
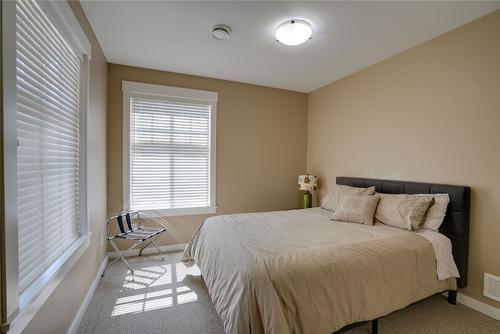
[2,0,91,326]
[122,81,217,217]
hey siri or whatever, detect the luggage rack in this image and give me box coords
[102,210,166,276]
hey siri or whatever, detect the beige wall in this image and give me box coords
[307,10,500,308]
[107,64,308,247]
[21,1,108,333]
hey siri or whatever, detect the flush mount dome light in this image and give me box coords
[212,24,231,40]
[275,19,312,46]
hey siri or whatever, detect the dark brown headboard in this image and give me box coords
[336,177,471,288]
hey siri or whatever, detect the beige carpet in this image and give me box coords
[78,252,500,334]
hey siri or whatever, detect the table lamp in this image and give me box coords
[298,174,317,208]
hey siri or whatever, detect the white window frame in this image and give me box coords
[2,1,92,331]
[122,81,217,217]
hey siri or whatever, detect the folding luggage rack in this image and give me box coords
[102,210,166,276]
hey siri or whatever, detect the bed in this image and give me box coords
[183,177,470,334]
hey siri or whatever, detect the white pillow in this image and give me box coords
[417,193,450,232]
[374,193,435,231]
[321,185,376,212]
[332,194,380,225]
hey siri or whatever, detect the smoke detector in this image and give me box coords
[212,24,231,40]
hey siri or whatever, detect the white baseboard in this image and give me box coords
[107,243,187,259]
[67,255,109,334]
[456,292,500,321]
[444,291,500,321]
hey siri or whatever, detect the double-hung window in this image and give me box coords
[2,0,91,325]
[122,81,217,216]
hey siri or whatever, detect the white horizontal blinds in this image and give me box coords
[16,0,81,292]
[130,95,211,210]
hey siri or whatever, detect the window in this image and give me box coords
[2,0,91,324]
[123,81,217,216]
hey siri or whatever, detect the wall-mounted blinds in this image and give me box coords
[129,95,212,211]
[16,0,82,292]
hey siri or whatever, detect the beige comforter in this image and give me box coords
[183,208,456,334]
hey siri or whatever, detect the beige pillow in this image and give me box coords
[332,194,380,225]
[321,185,376,212]
[417,193,450,231]
[375,193,434,231]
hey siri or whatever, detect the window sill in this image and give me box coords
[8,234,92,334]
[135,206,217,218]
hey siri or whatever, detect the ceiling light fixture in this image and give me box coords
[275,19,312,46]
[212,24,231,40]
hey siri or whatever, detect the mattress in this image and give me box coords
[183,208,458,334]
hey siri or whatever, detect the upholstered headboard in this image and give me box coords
[336,177,471,288]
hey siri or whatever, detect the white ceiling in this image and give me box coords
[81,1,500,93]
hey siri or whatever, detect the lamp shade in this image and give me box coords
[298,174,317,191]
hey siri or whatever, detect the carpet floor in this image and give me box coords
[78,252,500,334]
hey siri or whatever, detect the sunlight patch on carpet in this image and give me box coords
[112,262,200,316]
